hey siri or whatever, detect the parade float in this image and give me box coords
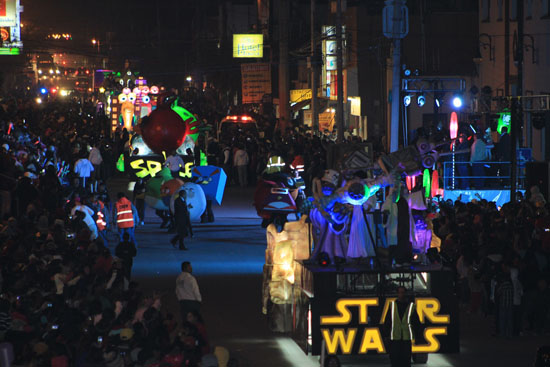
[103,73,227,220]
[261,142,459,365]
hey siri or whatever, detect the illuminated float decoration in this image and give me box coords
[140,96,200,155]
[170,182,207,221]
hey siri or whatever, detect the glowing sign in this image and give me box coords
[0,47,18,55]
[320,297,451,355]
[233,34,263,58]
[0,0,16,27]
[290,89,312,103]
[497,110,511,134]
[0,27,9,42]
[123,155,194,179]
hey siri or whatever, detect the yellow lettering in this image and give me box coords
[321,328,357,355]
[359,328,385,353]
[412,327,447,353]
[130,159,149,178]
[321,299,378,325]
[416,298,450,324]
[379,297,396,324]
[179,162,194,178]
[147,161,162,177]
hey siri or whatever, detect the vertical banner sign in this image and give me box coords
[241,63,271,104]
[0,0,16,27]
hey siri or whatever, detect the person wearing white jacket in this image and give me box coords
[74,156,94,190]
[71,200,98,240]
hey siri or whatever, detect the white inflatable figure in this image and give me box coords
[130,134,153,156]
[176,135,196,156]
[170,182,206,221]
[347,205,369,259]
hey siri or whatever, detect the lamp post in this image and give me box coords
[92,38,100,53]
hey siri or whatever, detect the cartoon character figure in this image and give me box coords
[140,95,152,118]
[169,182,206,221]
[191,166,227,205]
[118,92,137,131]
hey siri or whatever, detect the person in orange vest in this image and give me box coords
[113,192,139,247]
[91,194,109,245]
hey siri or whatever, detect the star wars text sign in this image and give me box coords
[320,297,451,355]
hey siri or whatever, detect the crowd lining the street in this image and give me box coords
[0,93,548,367]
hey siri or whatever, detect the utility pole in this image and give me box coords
[511,0,524,202]
[383,0,408,152]
[504,0,510,95]
[278,0,290,134]
[311,0,319,132]
[335,0,345,143]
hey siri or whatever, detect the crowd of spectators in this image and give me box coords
[432,189,550,337]
[0,97,232,367]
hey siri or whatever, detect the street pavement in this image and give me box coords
[108,178,545,367]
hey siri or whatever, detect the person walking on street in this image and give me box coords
[171,190,192,250]
[233,145,249,188]
[90,194,109,245]
[386,286,419,367]
[176,261,202,324]
[88,143,103,192]
[133,178,146,225]
[74,154,94,191]
[113,192,139,246]
[115,232,137,280]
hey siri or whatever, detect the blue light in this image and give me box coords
[40,88,48,95]
[403,95,411,107]
[452,96,463,108]
[417,95,426,107]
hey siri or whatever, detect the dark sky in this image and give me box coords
[22,0,111,37]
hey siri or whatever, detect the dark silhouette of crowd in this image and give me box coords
[0,97,233,367]
[432,191,550,338]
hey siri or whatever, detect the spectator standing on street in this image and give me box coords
[176,261,202,324]
[133,178,146,225]
[88,143,103,192]
[74,153,94,190]
[496,272,514,338]
[115,232,137,280]
[171,190,192,250]
[233,145,249,188]
[222,144,232,185]
[71,197,98,240]
[90,194,109,244]
[113,192,139,246]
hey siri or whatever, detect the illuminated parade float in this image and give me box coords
[260,142,460,365]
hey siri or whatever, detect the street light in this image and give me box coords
[452,96,463,109]
[91,39,100,53]
[186,76,192,82]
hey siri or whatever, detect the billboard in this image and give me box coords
[241,63,271,104]
[0,0,16,27]
[233,34,263,58]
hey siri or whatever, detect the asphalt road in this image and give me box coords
[107,179,546,367]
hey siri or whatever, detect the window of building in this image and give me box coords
[497,0,504,20]
[527,0,533,18]
[511,0,518,20]
[482,0,491,22]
